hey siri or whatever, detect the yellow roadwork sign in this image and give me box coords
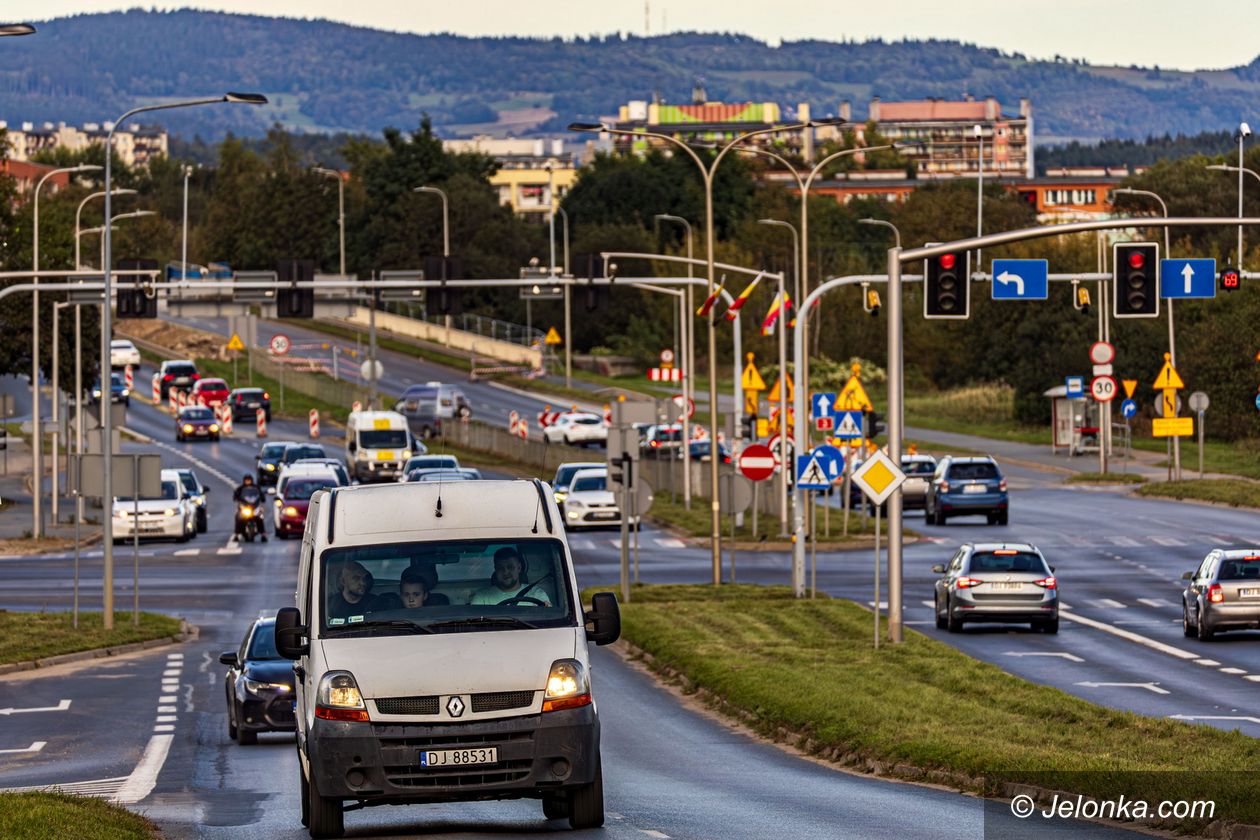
[838,375,874,412]
[767,376,794,404]
[226,333,245,351]
[743,392,759,416]
[1153,416,1193,437]
[741,353,767,392]
[1161,389,1179,418]
[1152,353,1184,390]
[544,327,562,345]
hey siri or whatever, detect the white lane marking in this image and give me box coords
[0,699,71,715]
[157,706,177,713]
[158,695,176,703]
[162,669,181,677]
[1169,714,1260,726]
[0,742,46,754]
[1149,536,1186,547]
[608,539,622,549]
[155,715,178,723]
[0,776,128,797]
[920,599,936,608]
[1058,609,1199,661]
[641,832,671,839]
[654,538,685,549]
[1092,598,1127,609]
[149,439,236,487]
[1194,659,1221,666]
[1208,536,1233,545]
[166,653,183,660]
[1004,651,1084,663]
[1075,681,1170,695]
[1137,598,1172,608]
[1246,675,1260,683]
[217,546,243,555]
[173,549,199,556]
[152,724,175,733]
[866,601,889,609]
[1220,667,1247,675]
[1107,536,1142,547]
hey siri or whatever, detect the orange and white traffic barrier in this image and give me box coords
[196,392,206,407]
[509,410,520,433]
[169,388,178,413]
[256,407,267,438]
[220,404,233,436]
[178,390,190,409]
[603,403,612,427]
[516,420,528,440]
[309,408,320,439]
[152,376,161,405]
[124,364,134,391]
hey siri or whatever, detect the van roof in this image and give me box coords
[349,410,407,425]
[320,480,558,545]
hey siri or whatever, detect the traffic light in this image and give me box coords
[923,249,970,319]
[740,414,756,439]
[1221,265,1241,293]
[863,284,881,317]
[1075,283,1091,315]
[576,253,605,311]
[863,410,886,439]
[275,259,315,318]
[423,255,463,315]
[115,259,159,318]
[1112,242,1159,319]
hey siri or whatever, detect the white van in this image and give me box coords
[274,479,620,838]
[344,411,413,483]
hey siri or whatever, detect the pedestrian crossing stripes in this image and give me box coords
[566,537,695,553]
[917,534,1255,550]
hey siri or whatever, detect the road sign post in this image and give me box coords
[1188,391,1209,478]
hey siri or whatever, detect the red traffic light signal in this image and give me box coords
[939,253,957,270]
[1221,266,1241,292]
[1127,251,1145,270]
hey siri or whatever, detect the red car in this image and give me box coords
[192,378,230,408]
[176,406,221,442]
[274,476,339,538]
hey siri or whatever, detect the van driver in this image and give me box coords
[328,561,380,620]
[469,547,551,607]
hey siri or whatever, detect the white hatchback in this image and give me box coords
[543,413,608,447]
[563,468,637,530]
[109,339,142,369]
[112,468,197,543]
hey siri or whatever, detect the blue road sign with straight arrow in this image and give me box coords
[991,259,1049,300]
[1160,258,1216,299]
[811,392,836,420]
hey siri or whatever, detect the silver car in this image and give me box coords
[933,543,1058,633]
[900,454,937,510]
[1182,549,1260,640]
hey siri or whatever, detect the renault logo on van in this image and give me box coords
[446,696,466,718]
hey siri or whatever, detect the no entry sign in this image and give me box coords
[738,444,776,482]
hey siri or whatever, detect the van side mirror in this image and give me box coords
[274,607,309,659]
[585,592,621,646]
[348,440,357,452]
[1181,571,1194,580]
[931,564,946,574]
[218,651,238,666]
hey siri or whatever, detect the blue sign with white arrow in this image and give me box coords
[1121,398,1137,419]
[811,392,836,420]
[1160,258,1216,299]
[1065,376,1085,399]
[991,259,1049,300]
[812,445,846,482]
[832,410,864,440]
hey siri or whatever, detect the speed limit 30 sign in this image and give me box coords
[1091,375,1118,402]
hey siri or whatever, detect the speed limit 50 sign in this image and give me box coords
[1090,374,1118,403]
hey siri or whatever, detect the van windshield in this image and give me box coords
[359,430,408,448]
[318,538,575,635]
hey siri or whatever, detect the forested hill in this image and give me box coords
[4,9,1260,144]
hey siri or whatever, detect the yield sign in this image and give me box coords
[738,444,776,482]
[1121,379,1137,398]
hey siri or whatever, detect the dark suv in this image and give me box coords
[154,359,200,401]
[925,455,1008,525]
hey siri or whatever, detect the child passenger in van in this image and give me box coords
[398,567,430,609]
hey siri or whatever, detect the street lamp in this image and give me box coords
[181,165,195,281]
[1238,123,1251,269]
[1207,158,1259,270]
[32,162,101,538]
[655,213,695,510]
[757,218,797,535]
[974,124,985,268]
[414,185,452,348]
[570,116,842,585]
[313,167,347,275]
[0,23,35,36]
[556,204,573,388]
[100,92,267,630]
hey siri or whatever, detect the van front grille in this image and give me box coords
[375,696,440,716]
[471,690,535,713]
[383,760,533,789]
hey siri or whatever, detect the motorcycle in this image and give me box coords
[235,491,266,543]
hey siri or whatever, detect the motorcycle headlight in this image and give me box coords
[240,506,254,518]
[121,389,130,396]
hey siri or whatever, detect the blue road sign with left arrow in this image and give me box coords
[991,259,1049,300]
[1160,258,1216,299]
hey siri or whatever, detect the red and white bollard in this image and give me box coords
[169,388,178,413]
[256,407,267,438]
[351,400,362,413]
[124,364,134,391]
[517,421,528,440]
[509,410,520,433]
[220,404,233,436]
[309,408,320,439]
[196,392,206,407]
[152,376,161,405]
[603,403,612,427]
[178,390,190,409]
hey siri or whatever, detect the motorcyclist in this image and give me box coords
[233,474,268,542]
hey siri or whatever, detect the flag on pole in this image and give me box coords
[723,272,764,321]
[761,291,793,336]
[695,276,726,318]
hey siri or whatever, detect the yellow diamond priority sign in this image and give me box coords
[851,449,906,507]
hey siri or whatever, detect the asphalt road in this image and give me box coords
[0,394,1162,839]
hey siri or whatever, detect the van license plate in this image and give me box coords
[420,747,498,768]
[1240,588,1260,598]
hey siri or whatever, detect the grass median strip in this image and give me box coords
[0,792,159,840]
[1136,478,1260,509]
[1064,472,1147,484]
[0,611,182,665]
[609,584,1260,829]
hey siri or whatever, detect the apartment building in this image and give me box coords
[442,136,579,220]
[1,120,169,168]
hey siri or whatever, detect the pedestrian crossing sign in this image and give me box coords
[796,453,831,490]
[833,410,863,440]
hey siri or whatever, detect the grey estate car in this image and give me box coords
[933,543,1058,634]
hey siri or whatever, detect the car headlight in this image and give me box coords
[554,492,567,504]
[282,506,299,517]
[121,389,130,396]
[543,659,591,712]
[182,424,194,433]
[356,450,368,460]
[316,671,368,722]
[566,499,585,509]
[243,677,290,695]
[263,463,276,471]
[91,389,102,397]
[163,508,177,516]
[209,424,219,432]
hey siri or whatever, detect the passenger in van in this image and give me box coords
[469,547,552,607]
[327,561,381,620]
[397,567,430,609]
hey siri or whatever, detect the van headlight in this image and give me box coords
[401,449,412,459]
[316,671,369,722]
[543,659,591,712]
[163,508,177,516]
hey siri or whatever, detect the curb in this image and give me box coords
[0,622,199,676]
[610,637,1260,840]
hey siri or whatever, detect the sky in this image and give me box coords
[11,1,1260,72]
